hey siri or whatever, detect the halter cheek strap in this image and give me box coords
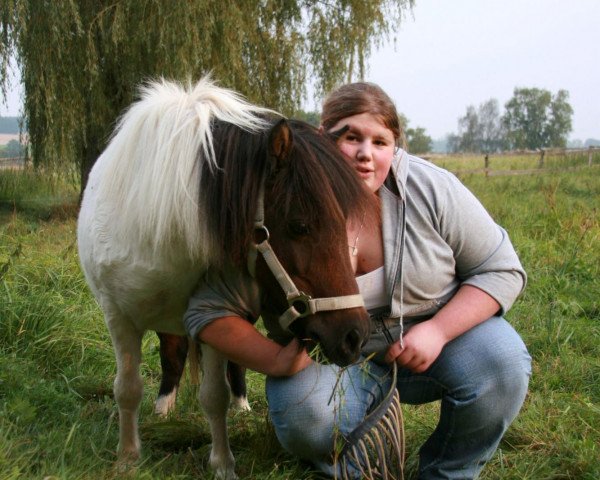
[247,179,365,332]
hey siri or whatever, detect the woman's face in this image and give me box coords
[329,112,395,193]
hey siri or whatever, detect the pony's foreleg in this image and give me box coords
[199,344,237,480]
[227,362,250,411]
[108,318,144,465]
[154,332,188,416]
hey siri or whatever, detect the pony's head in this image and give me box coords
[260,120,377,366]
[206,117,377,366]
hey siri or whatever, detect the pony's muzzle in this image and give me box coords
[306,307,370,367]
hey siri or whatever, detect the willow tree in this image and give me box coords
[0,0,413,192]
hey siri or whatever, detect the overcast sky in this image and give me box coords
[361,0,600,141]
[2,0,598,141]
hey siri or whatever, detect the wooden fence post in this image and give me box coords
[484,154,489,177]
[538,149,545,169]
[589,146,594,167]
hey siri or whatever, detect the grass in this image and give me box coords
[1,162,599,479]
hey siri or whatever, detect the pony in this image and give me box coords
[77,77,375,479]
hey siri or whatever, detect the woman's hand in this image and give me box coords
[272,338,313,377]
[384,320,448,373]
[384,285,501,373]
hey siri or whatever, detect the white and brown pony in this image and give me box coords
[77,78,373,479]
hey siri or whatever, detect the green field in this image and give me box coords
[426,148,600,174]
[1,162,599,479]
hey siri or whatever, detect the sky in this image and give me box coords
[2,0,598,141]
[361,0,600,141]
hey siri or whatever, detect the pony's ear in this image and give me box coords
[268,119,294,168]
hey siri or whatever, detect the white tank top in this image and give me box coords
[355,266,387,311]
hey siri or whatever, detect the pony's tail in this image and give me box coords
[97,76,274,263]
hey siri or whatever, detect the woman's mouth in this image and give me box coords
[355,166,373,177]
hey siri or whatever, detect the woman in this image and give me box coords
[185,82,531,479]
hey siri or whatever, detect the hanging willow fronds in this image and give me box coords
[1,0,413,191]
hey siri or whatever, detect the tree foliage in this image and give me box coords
[453,99,504,153]
[502,87,573,150]
[0,0,414,191]
[294,109,320,127]
[0,138,25,158]
[398,112,432,154]
[405,126,432,154]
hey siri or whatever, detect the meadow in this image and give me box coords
[1,158,599,479]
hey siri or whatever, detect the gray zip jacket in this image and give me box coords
[184,151,526,354]
[361,151,526,360]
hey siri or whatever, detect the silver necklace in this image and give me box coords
[348,218,365,257]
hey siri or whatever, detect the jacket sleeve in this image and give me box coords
[437,173,527,315]
[183,265,262,339]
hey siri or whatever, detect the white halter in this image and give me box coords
[247,180,365,332]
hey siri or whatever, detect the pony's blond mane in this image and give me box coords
[97,77,274,263]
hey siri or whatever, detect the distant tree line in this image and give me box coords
[298,86,583,156]
[568,138,600,149]
[447,87,576,153]
[0,139,26,158]
[401,113,433,155]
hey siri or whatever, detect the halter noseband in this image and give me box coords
[247,179,365,333]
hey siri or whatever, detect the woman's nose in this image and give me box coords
[356,141,372,161]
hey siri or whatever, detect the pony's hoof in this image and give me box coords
[230,395,251,412]
[154,389,177,416]
[114,453,139,477]
[210,450,238,480]
[216,468,239,480]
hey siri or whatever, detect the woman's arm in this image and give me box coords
[198,315,312,377]
[385,285,500,373]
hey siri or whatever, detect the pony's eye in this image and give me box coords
[288,221,310,238]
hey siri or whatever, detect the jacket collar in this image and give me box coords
[383,149,408,200]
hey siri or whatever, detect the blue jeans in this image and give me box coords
[266,317,531,479]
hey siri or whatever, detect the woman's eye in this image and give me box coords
[288,222,310,237]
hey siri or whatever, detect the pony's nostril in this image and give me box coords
[344,328,361,353]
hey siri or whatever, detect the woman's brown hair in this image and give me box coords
[321,82,405,148]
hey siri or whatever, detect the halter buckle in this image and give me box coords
[289,292,312,318]
[253,225,270,244]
